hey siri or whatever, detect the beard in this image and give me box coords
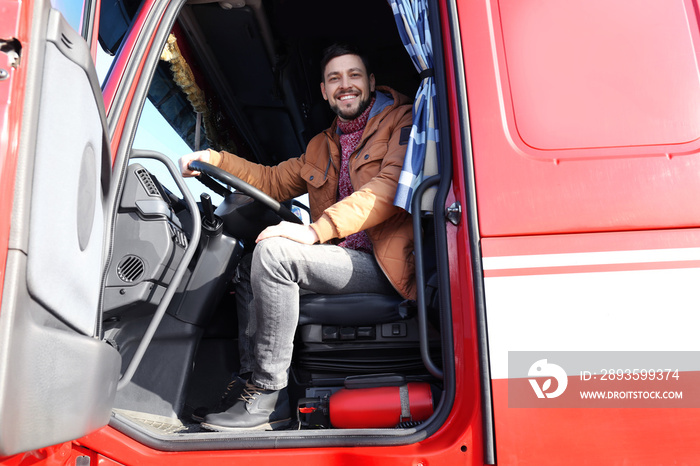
[330,92,374,121]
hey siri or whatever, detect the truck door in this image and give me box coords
[0,0,121,456]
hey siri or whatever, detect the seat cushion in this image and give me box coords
[298,293,408,326]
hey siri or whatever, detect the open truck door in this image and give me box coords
[0,0,120,455]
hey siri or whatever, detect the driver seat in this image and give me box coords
[293,212,441,386]
[294,291,438,385]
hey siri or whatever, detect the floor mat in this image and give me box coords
[112,409,206,435]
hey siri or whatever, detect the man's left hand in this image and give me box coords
[256,221,319,245]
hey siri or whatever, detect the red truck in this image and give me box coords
[1,0,700,464]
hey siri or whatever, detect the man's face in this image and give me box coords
[321,54,376,121]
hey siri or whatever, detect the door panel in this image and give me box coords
[0,2,120,456]
[26,28,106,335]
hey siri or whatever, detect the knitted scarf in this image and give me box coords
[335,97,376,253]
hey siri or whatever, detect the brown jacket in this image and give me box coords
[209,86,416,299]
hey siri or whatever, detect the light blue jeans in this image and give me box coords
[234,237,396,390]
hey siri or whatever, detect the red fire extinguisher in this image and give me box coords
[328,382,434,429]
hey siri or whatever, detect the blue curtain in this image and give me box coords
[390,0,440,212]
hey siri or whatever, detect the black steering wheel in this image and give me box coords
[189,160,303,225]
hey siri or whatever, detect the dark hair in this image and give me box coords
[320,43,372,82]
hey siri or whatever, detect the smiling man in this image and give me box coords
[179,43,414,431]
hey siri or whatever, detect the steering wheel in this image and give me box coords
[189,160,303,225]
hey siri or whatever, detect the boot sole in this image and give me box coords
[200,418,292,432]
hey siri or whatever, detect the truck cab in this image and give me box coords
[1,0,699,464]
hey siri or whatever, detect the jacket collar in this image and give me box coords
[322,86,409,174]
[368,89,394,121]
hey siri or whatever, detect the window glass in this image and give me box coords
[132,100,214,202]
[50,0,84,34]
[132,100,309,218]
[96,47,114,86]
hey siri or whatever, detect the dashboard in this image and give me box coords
[102,163,190,316]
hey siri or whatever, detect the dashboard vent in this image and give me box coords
[135,168,160,196]
[117,255,145,283]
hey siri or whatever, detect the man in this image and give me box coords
[179,43,415,431]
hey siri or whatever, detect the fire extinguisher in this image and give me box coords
[322,382,434,429]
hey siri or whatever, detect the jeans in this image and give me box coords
[234,237,396,390]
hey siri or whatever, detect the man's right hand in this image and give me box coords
[256,221,319,245]
[178,150,211,177]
